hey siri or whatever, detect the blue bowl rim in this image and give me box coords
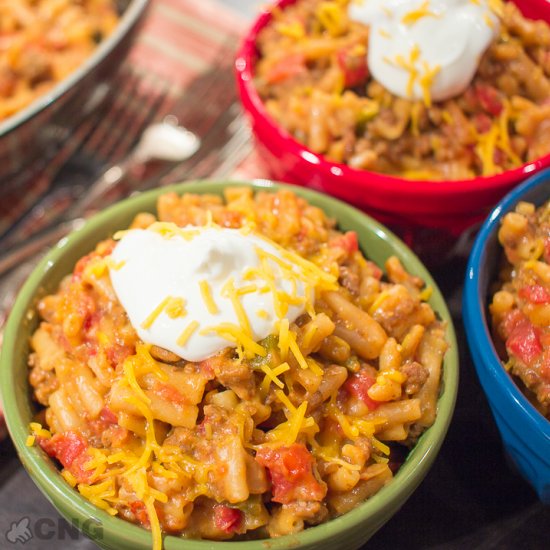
[463,167,550,439]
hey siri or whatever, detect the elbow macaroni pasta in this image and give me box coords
[254,0,550,179]
[28,187,448,548]
[489,199,550,419]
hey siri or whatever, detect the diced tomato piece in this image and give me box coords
[99,406,118,425]
[337,48,369,88]
[519,284,550,304]
[255,443,326,504]
[83,310,100,333]
[493,148,506,167]
[154,382,187,406]
[40,431,87,467]
[105,343,135,368]
[214,505,243,533]
[540,348,550,383]
[329,231,359,254]
[39,431,92,482]
[72,252,96,280]
[473,113,492,133]
[501,309,527,338]
[475,83,503,116]
[264,54,306,84]
[72,242,115,281]
[506,321,542,366]
[130,501,150,526]
[364,260,383,280]
[343,369,380,410]
[197,355,222,378]
[88,406,121,438]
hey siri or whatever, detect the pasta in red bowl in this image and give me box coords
[1,181,458,550]
[235,0,550,238]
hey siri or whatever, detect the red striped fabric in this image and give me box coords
[129,0,247,88]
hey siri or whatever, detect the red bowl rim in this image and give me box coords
[234,0,550,199]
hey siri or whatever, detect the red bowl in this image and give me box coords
[235,0,550,245]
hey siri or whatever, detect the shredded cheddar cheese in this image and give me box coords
[384,44,421,98]
[484,12,495,28]
[201,322,266,358]
[401,1,438,26]
[256,309,270,319]
[368,290,390,315]
[268,390,319,444]
[199,280,219,315]
[276,21,305,39]
[488,0,504,17]
[146,222,201,241]
[105,257,126,271]
[260,362,291,393]
[315,1,346,37]
[419,61,441,107]
[176,320,199,347]
[288,330,309,370]
[475,101,523,176]
[141,296,172,330]
[165,297,187,319]
[221,277,253,338]
[123,357,151,404]
[419,285,433,301]
[277,318,290,360]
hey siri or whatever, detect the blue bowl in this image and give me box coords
[463,168,550,504]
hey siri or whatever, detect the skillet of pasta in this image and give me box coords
[27,187,448,547]
[0,0,120,122]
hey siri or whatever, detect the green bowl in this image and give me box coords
[0,180,459,550]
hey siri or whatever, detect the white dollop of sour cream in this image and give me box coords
[349,0,500,103]
[109,224,311,362]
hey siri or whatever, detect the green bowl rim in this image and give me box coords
[0,179,459,549]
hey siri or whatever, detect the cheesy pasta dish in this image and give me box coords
[0,0,120,122]
[254,0,550,179]
[490,199,550,419]
[28,188,448,548]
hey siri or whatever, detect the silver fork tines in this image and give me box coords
[0,38,251,332]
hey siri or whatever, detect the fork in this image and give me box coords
[0,52,251,330]
[0,59,240,264]
[0,107,252,333]
[0,68,174,247]
[0,37,242,249]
